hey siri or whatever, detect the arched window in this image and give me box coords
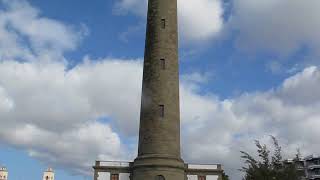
[156,175,165,180]
[46,176,49,180]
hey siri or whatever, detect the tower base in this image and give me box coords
[132,155,185,180]
[93,160,223,180]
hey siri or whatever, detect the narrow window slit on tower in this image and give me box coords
[160,59,166,69]
[159,105,164,118]
[161,18,166,29]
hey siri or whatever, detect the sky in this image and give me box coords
[0,0,320,179]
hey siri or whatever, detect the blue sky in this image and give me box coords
[1,0,320,179]
[26,0,292,96]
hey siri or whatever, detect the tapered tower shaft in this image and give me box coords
[138,0,180,158]
[93,0,224,179]
[132,0,185,179]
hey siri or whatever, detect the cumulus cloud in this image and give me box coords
[3,57,320,179]
[0,0,138,175]
[0,0,86,62]
[180,66,320,179]
[114,0,224,42]
[2,122,121,175]
[116,0,320,55]
[0,58,144,175]
[230,0,320,56]
[178,0,223,42]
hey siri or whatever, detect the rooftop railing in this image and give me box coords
[308,164,320,170]
[187,164,220,170]
[96,161,131,167]
[309,174,320,178]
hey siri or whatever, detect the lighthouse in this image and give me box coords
[93,0,224,179]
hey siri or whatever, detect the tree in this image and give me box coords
[240,136,300,180]
[222,172,229,180]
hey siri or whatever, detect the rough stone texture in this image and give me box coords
[132,0,185,179]
[138,0,180,160]
[133,167,185,180]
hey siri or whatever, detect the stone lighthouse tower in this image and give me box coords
[93,0,223,179]
[133,0,184,180]
[131,0,185,179]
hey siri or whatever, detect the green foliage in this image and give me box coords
[222,172,230,180]
[240,136,300,180]
[295,148,302,160]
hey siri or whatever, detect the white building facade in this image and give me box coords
[94,161,223,180]
[0,167,8,180]
[43,168,54,180]
[305,155,320,180]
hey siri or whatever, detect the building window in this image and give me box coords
[198,176,206,180]
[159,105,164,118]
[161,18,166,29]
[111,174,119,180]
[160,59,166,70]
[46,176,49,180]
[156,175,165,180]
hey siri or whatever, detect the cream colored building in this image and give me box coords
[0,166,8,180]
[43,168,54,180]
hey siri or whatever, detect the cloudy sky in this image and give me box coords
[0,0,320,179]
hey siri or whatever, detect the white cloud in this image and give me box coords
[0,86,14,112]
[0,0,86,62]
[182,72,211,84]
[180,66,320,179]
[279,66,320,105]
[178,0,223,42]
[2,122,121,175]
[0,0,138,176]
[0,59,142,132]
[0,59,141,175]
[116,0,320,55]
[113,0,147,16]
[114,0,224,42]
[230,0,320,56]
[4,57,320,179]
